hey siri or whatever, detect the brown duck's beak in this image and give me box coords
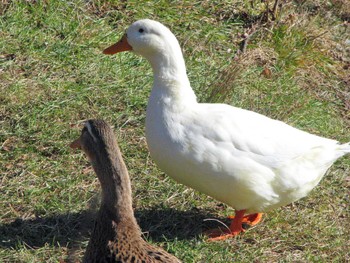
[103,35,132,55]
[70,138,81,150]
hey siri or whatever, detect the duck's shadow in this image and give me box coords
[0,206,219,251]
[135,207,219,241]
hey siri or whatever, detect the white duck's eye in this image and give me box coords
[138,28,144,33]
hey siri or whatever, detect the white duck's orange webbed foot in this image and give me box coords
[206,226,243,241]
[228,212,263,227]
[206,228,239,241]
[205,210,263,241]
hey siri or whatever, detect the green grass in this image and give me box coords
[1,0,349,262]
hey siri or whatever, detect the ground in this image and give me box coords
[0,0,349,262]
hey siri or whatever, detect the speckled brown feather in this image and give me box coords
[73,120,181,263]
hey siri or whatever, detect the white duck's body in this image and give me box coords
[146,77,347,213]
[104,19,350,237]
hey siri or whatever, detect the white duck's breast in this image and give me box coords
[146,93,342,212]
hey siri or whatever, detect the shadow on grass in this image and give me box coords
[0,206,219,250]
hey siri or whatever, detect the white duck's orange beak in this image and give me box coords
[103,35,132,54]
[70,137,81,150]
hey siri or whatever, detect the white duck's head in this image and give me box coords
[104,19,179,56]
[103,19,188,82]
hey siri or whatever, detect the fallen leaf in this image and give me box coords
[261,67,272,78]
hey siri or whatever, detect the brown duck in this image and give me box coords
[71,119,181,263]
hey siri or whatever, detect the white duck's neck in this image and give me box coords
[148,50,189,84]
[142,40,197,106]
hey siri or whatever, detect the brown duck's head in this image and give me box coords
[70,119,116,162]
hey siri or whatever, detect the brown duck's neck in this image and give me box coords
[92,145,139,228]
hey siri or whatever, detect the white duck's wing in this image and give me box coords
[188,103,339,168]
[169,103,343,211]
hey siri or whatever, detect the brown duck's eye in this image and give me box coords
[138,28,144,33]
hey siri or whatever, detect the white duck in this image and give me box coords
[103,19,350,240]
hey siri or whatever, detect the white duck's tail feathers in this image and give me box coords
[339,142,350,154]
